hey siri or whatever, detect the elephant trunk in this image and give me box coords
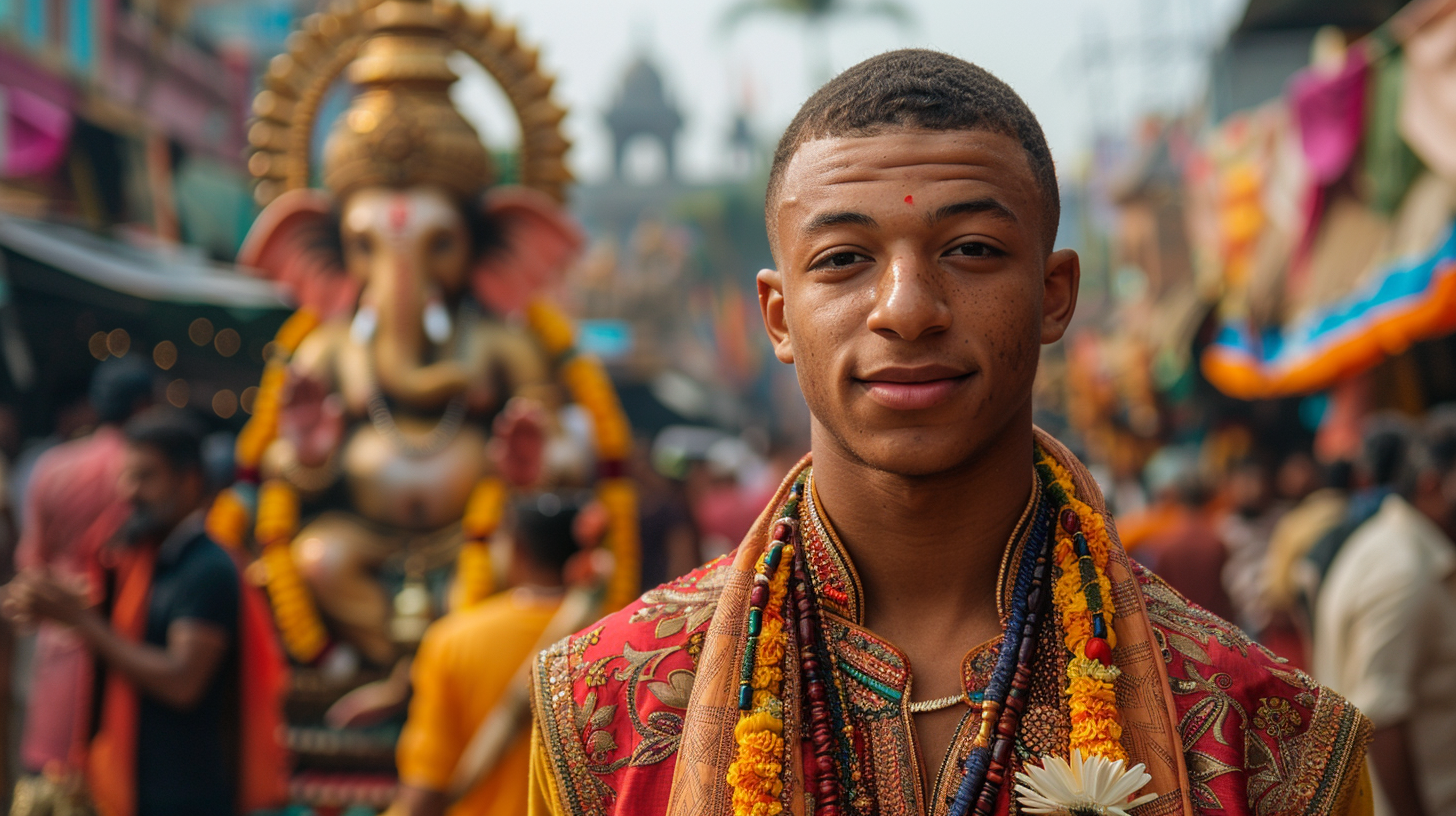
[368,257,468,409]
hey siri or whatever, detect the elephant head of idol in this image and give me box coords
[238,0,581,411]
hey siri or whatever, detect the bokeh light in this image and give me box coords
[166,379,190,408]
[240,386,259,414]
[188,318,215,346]
[88,332,109,361]
[212,389,238,419]
[214,328,241,357]
[106,329,130,357]
[153,340,178,370]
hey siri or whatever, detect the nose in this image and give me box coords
[866,251,951,341]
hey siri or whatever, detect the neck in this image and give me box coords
[508,551,565,591]
[809,416,1035,638]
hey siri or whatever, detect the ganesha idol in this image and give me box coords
[208,0,638,683]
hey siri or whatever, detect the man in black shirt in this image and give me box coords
[8,408,239,815]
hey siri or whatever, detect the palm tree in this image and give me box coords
[722,0,915,85]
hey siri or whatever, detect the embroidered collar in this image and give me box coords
[798,466,1043,627]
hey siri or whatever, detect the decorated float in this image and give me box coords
[204,0,638,808]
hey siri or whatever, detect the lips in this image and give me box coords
[854,364,974,411]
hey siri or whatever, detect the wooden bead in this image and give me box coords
[749,584,769,609]
[1085,636,1113,665]
[1060,508,1080,533]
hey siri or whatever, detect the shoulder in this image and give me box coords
[1133,563,1372,816]
[180,536,240,579]
[530,556,735,814]
[168,537,240,605]
[1330,497,1444,585]
[421,592,549,661]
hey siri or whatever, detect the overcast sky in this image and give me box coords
[448,0,1248,186]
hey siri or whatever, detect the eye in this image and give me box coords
[813,251,871,270]
[945,241,1002,259]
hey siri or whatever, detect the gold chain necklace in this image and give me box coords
[907,692,972,714]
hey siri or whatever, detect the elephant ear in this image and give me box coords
[472,186,586,315]
[237,188,360,318]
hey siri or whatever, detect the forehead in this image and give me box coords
[342,186,462,235]
[773,130,1043,234]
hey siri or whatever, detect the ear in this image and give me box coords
[1040,249,1080,345]
[472,186,586,315]
[238,189,359,318]
[756,268,794,364]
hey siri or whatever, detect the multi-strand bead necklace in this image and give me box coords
[724,450,1127,816]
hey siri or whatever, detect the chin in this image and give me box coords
[843,427,990,479]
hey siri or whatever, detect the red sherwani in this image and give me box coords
[528,432,1371,816]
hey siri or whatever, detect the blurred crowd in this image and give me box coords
[1119,408,1456,815]
[0,359,803,816]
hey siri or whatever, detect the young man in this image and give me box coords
[1314,411,1456,816]
[527,51,1372,816]
[390,494,595,816]
[7,409,243,816]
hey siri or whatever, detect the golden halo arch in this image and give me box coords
[246,0,572,206]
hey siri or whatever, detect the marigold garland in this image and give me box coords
[528,299,639,611]
[1037,452,1126,762]
[256,478,328,662]
[727,537,794,816]
[206,487,250,550]
[451,477,506,611]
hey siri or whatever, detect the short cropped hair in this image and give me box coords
[767,49,1061,253]
[514,492,588,575]
[1418,404,1456,476]
[1358,413,1416,492]
[124,407,206,476]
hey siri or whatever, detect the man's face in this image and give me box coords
[759,130,1078,477]
[118,444,196,542]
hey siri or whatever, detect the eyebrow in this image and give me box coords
[928,198,1018,227]
[801,210,878,238]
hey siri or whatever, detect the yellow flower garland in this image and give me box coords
[527,299,640,612]
[256,478,329,662]
[1038,453,1126,762]
[451,477,506,611]
[727,543,793,816]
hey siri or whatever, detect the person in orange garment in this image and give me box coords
[389,493,601,816]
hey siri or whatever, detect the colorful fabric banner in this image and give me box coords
[1203,220,1456,398]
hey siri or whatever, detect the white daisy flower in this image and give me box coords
[1014,749,1158,816]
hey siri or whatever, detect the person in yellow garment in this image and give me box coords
[388,493,596,816]
[526,50,1375,816]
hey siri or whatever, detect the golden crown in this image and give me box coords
[247,0,571,205]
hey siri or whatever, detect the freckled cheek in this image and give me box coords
[955,282,1041,376]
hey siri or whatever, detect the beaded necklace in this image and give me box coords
[725,450,1131,816]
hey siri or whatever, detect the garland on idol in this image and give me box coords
[723,450,1154,816]
[206,300,639,664]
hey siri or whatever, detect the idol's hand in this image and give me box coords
[491,396,547,487]
[280,371,345,467]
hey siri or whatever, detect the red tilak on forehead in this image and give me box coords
[388,195,410,234]
[904,195,914,205]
